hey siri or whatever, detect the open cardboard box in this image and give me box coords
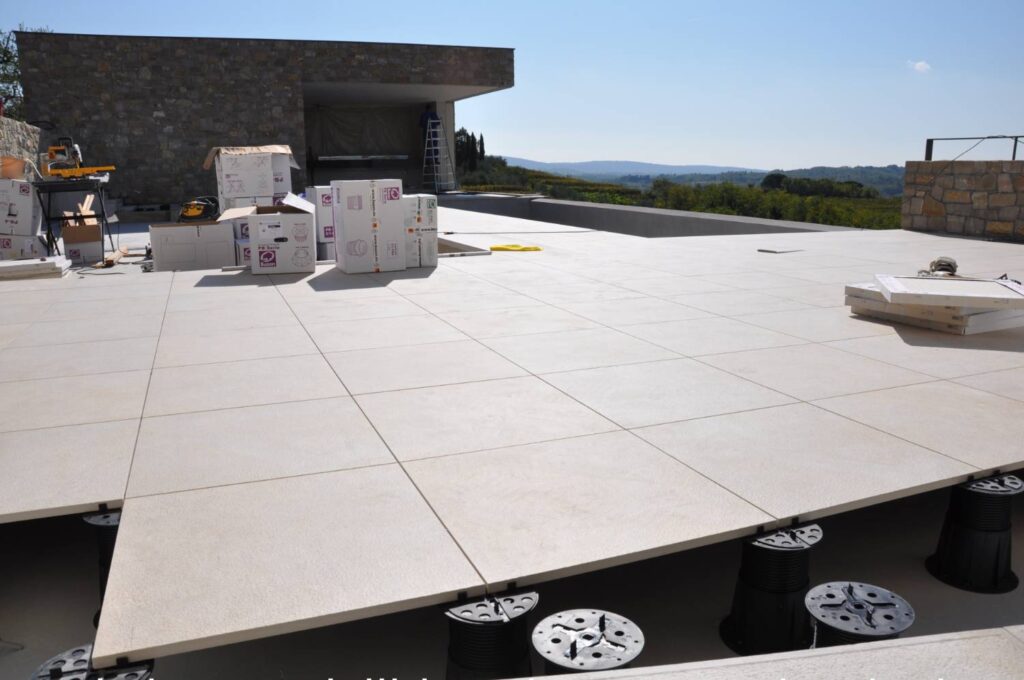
[219,193,315,275]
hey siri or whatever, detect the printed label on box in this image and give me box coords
[347,195,363,211]
[18,184,30,196]
[321,193,332,207]
[379,186,401,203]
[0,237,12,249]
[258,247,277,268]
[324,225,334,239]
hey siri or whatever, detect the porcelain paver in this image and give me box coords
[129,397,391,496]
[406,431,772,584]
[482,327,677,373]
[636,403,975,519]
[356,376,617,460]
[92,466,485,666]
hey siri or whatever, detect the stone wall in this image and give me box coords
[15,32,514,204]
[0,117,41,161]
[902,160,1024,241]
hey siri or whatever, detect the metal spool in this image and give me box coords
[927,474,1022,593]
[532,609,643,673]
[721,524,822,655]
[805,582,914,648]
[445,592,537,673]
[30,643,153,680]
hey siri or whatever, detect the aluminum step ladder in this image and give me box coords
[422,118,458,192]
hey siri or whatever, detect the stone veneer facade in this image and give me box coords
[16,32,513,204]
[0,117,42,163]
[902,160,1024,242]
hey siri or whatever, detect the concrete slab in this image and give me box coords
[92,465,485,666]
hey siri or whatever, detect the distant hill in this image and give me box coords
[503,157,760,176]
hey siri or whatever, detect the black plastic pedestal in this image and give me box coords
[82,510,121,628]
[927,474,1022,594]
[445,592,537,680]
[720,524,822,655]
[30,643,152,680]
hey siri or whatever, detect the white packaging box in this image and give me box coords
[215,153,274,199]
[331,179,406,274]
[316,241,334,262]
[149,220,236,271]
[235,239,251,267]
[0,234,47,260]
[0,178,42,236]
[272,155,293,196]
[401,194,439,268]
[220,195,274,211]
[222,213,250,240]
[305,186,336,243]
[222,194,316,275]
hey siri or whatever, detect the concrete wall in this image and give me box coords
[440,195,853,237]
[16,32,513,204]
[902,160,1024,242]
[0,117,41,162]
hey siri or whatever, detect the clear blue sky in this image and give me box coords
[6,0,1023,169]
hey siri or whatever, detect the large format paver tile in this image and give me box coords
[326,340,525,394]
[406,431,771,584]
[0,337,157,382]
[356,376,617,460]
[92,465,485,666]
[145,355,346,416]
[670,290,812,316]
[0,420,138,523]
[154,325,318,368]
[402,290,542,314]
[701,344,935,401]
[160,304,297,337]
[305,315,467,353]
[636,403,974,519]
[558,297,710,327]
[814,382,1024,470]
[957,367,1024,402]
[827,329,1024,379]
[41,296,169,321]
[287,295,425,324]
[545,359,793,428]
[0,371,150,432]
[0,323,29,349]
[439,305,599,339]
[8,315,164,347]
[737,307,895,342]
[129,397,391,496]
[483,328,677,373]
[619,275,736,296]
[624,317,806,356]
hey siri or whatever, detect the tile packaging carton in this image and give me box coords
[228,193,316,275]
[401,194,439,268]
[0,233,47,260]
[235,239,251,266]
[203,145,299,208]
[0,178,42,236]
[149,221,235,271]
[305,186,335,243]
[61,223,104,264]
[215,152,274,198]
[331,179,406,274]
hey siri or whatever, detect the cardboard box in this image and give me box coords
[305,186,336,243]
[316,241,334,262]
[221,194,316,275]
[221,212,251,240]
[205,146,298,201]
[61,223,103,265]
[331,179,406,274]
[0,178,42,236]
[401,194,439,268]
[220,195,274,211]
[0,233,47,260]
[235,239,251,267]
[149,220,236,271]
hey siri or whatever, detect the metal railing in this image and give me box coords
[924,135,1023,161]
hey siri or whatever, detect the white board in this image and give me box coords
[874,275,1024,310]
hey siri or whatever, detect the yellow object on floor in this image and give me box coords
[490,244,542,252]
